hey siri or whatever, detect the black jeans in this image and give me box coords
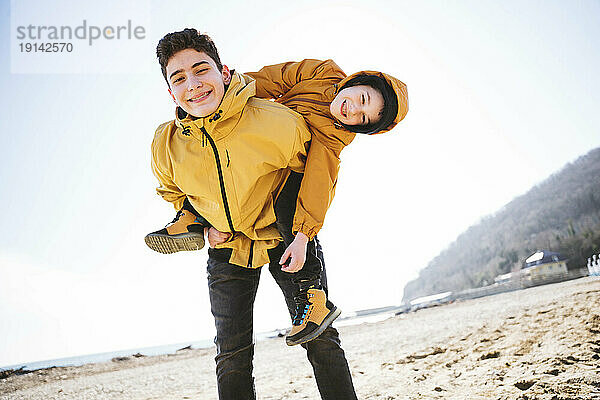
[206,172,356,399]
[274,171,323,283]
[207,247,357,399]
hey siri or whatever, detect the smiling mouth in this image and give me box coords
[188,90,212,103]
[341,100,347,118]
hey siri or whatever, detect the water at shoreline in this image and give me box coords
[0,308,405,373]
[0,338,214,373]
[0,328,292,373]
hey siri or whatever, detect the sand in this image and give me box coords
[1,277,599,400]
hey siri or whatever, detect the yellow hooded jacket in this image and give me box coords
[245,59,409,239]
[151,72,311,268]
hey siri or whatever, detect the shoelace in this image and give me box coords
[292,291,311,326]
[165,210,184,227]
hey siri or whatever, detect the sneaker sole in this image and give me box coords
[285,306,342,346]
[144,233,205,254]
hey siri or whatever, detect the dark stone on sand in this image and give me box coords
[515,380,535,391]
[0,367,27,380]
[479,351,500,360]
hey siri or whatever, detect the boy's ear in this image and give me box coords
[222,65,232,84]
[168,88,177,105]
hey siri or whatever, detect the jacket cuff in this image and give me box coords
[172,197,185,212]
[292,221,319,241]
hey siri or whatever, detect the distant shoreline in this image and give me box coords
[0,338,214,375]
[0,307,399,375]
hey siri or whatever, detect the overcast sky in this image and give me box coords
[1,0,599,367]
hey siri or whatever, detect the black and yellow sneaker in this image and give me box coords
[144,205,209,254]
[286,280,341,346]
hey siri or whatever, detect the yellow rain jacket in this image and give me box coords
[151,72,311,268]
[245,59,408,239]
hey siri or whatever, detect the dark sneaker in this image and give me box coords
[144,209,206,254]
[286,280,341,346]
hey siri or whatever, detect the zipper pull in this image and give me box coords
[209,109,223,123]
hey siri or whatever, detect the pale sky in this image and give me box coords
[1,0,599,367]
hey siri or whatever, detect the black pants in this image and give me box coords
[207,248,357,400]
[274,171,324,283]
[206,172,357,399]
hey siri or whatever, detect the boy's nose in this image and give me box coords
[187,76,203,90]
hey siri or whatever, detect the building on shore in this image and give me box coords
[521,250,568,280]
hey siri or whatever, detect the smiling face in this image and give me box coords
[166,49,231,118]
[329,85,384,126]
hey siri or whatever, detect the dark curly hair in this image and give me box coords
[156,28,223,85]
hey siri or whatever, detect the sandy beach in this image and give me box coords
[1,277,598,400]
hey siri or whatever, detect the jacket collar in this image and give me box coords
[174,71,256,141]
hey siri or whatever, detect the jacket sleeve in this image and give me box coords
[151,127,186,211]
[244,59,343,99]
[286,120,312,174]
[292,138,342,240]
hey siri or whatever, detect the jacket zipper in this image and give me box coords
[247,240,254,267]
[201,127,235,234]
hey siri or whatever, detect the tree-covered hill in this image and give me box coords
[402,147,600,302]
